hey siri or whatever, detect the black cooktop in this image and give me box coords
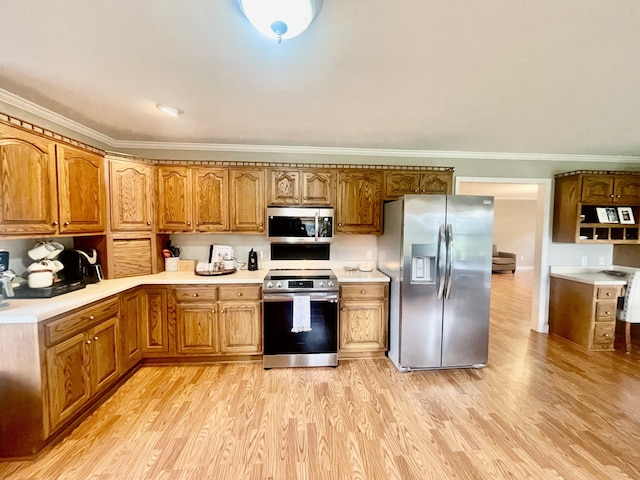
[12,280,86,299]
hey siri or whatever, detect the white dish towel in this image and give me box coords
[291,295,312,333]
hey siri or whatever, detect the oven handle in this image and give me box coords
[263,292,338,302]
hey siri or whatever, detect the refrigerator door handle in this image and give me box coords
[436,224,446,299]
[445,224,453,299]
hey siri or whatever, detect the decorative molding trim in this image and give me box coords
[2,89,640,164]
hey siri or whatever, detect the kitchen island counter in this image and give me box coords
[549,266,638,286]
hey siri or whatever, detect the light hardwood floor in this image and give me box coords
[2,271,640,479]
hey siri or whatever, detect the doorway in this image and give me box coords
[456,177,552,333]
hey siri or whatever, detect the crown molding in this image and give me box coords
[2,88,640,164]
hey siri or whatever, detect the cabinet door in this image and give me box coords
[268,170,300,205]
[420,173,452,194]
[0,124,58,235]
[119,289,143,371]
[193,167,229,232]
[339,299,386,354]
[142,287,169,353]
[176,302,219,354]
[384,171,420,199]
[336,171,382,234]
[301,170,334,206]
[230,168,265,232]
[157,166,193,232]
[614,176,640,204]
[46,332,90,432]
[109,159,154,232]
[219,301,262,354]
[89,317,119,395]
[581,175,614,203]
[56,145,106,234]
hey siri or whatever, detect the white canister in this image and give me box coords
[28,270,53,288]
[223,259,234,270]
[164,257,180,272]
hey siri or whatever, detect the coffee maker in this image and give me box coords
[58,248,103,284]
[248,248,258,271]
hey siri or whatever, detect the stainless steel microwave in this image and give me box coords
[266,206,334,243]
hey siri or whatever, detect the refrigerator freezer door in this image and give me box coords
[400,195,447,368]
[441,196,494,367]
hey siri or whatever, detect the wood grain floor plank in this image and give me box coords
[3,271,640,479]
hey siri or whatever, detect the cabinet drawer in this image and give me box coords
[340,284,387,299]
[45,297,119,347]
[174,286,217,302]
[595,301,617,321]
[592,323,615,349]
[218,285,261,301]
[596,287,620,299]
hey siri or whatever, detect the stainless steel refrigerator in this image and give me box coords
[377,195,494,371]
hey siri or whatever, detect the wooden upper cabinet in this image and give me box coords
[157,166,193,232]
[109,159,154,232]
[56,145,106,234]
[336,171,383,234]
[0,123,59,235]
[384,171,452,200]
[193,167,229,232]
[230,168,265,232]
[301,170,334,205]
[581,174,640,204]
[268,169,334,206]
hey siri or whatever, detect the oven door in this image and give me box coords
[263,291,338,356]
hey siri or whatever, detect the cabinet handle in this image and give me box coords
[94,336,99,341]
[89,315,95,320]
[86,339,92,344]
[193,293,199,297]
[237,292,243,297]
[64,221,70,226]
[53,220,59,226]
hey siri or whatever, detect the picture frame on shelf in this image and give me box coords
[617,207,635,224]
[596,207,619,223]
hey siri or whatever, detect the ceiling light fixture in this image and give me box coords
[156,104,184,117]
[239,0,323,44]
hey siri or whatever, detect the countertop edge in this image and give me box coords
[0,269,389,323]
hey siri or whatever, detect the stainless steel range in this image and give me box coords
[262,269,339,368]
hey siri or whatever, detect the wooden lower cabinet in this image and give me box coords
[45,300,120,434]
[339,283,388,358]
[141,287,169,354]
[548,277,621,351]
[119,288,144,371]
[171,284,262,356]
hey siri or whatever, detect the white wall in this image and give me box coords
[493,199,537,267]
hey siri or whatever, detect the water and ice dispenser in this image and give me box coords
[410,244,437,284]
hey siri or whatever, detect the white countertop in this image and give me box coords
[0,268,389,324]
[549,265,637,286]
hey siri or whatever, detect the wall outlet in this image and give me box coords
[599,257,605,265]
[581,256,588,266]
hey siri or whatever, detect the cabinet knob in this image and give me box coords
[295,196,299,200]
[86,339,92,345]
[604,333,610,338]
[237,292,243,297]
[193,293,198,297]
[94,336,99,341]
[361,290,366,294]
[341,307,346,311]
[147,221,151,225]
[89,315,95,320]
[259,223,263,227]
[64,221,70,226]
[605,311,611,315]
[338,223,342,227]
[616,195,621,198]
[303,196,308,200]
[221,309,225,313]
[187,222,191,226]
[610,194,615,198]
[606,292,612,296]
[421,189,426,193]
[195,222,199,226]
[212,310,216,314]
[53,220,59,226]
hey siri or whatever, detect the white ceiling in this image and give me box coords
[1,1,640,156]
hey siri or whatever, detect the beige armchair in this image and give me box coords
[492,245,516,273]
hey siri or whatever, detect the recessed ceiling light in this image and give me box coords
[156,104,184,117]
